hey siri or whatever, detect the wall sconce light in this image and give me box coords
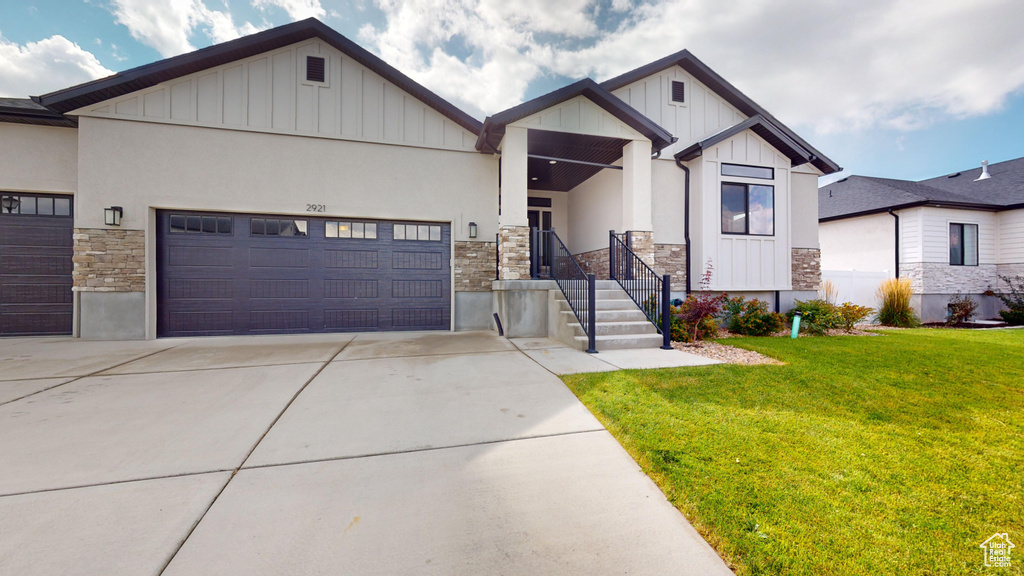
[104,206,123,226]
[1,196,20,213]
[469,222,478,239]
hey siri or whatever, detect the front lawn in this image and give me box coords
[563,329,1024,575]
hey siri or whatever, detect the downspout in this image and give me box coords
[674,156,692,295]
[888,209,900,278]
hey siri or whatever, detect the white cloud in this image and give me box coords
[109,0,263,57]
[357,0,1024,134]
[252,0,326,20]
[0,34,114,97]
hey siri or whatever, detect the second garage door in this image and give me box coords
[157,211,451,337]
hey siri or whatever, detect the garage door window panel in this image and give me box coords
[251,218,308,237]
[395,223,442,241]
[326,221,377,239]
[169,214,231,234]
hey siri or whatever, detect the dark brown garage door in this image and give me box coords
[0,193,74,336]
[156,211,451,337]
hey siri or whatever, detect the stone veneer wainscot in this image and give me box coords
[72,228,145,292]
[454,241,497,291]
[498,225,531,280]
[791,248,821,292]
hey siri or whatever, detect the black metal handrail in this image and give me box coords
[533,228,596,353]
[609,230,672,349]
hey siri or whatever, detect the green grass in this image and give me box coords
[562,329,1024,575]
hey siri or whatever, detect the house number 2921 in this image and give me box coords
[306,204,326,213]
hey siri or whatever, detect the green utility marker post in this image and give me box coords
[791,312,802,339]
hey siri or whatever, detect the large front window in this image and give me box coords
[721,183,774,236]
[949,223,978,266]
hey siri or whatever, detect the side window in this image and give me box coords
[721,183,774,236]
[949,223,978,266]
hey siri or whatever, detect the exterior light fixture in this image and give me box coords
[531,177,538,181]
[104,206,123,226]
[549,160,557,164]
[469,222,478,238]
[1,195,20,213]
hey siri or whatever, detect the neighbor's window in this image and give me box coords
[721,183,774,235]
[721,163,774,180]
[251,218,308,237]
[393,223,442,242]
[949,223,978,266]
[325,221,377,239]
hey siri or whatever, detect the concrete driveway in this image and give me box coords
[0,331,731,575]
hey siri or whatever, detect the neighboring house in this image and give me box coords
[0,18,838,343]
[819,157,1024,322]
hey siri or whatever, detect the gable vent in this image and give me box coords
[306,56,326,83]
[671,81,685,103]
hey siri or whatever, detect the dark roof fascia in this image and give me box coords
[35,18,481,135]
[819,200,1000,222]
[601,49,841,175]
[475,78,675,153]
[673,114,812,167]
[0,101,77,127]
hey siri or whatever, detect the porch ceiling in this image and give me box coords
[527,130,628,192]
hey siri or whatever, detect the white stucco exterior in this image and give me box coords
[0,123,77,194]
[820,213,895,273]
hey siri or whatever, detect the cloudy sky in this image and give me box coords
[2,0,1023,184]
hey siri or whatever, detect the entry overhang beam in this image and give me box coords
[526,154,623,171]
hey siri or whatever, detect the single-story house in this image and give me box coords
[818,157,1024,322]
[0,18,838,346]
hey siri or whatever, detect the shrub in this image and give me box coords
[671,259,727,342]
[787,299,842,335]
[728,298,785,336]
[836,302,874,331]
[995,274,1024,326]
[876,278,920,327]
[946,293,978,326]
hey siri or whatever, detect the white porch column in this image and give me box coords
[622,139,653,231]
[499,126,528,227]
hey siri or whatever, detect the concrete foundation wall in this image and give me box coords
[912,293,1005,324]
[491,280,556,338]
[454,292,495,331]
[78,291,146,340]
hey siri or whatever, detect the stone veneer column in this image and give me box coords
[654,244,687,291]
[498,225,531,280]
[454,241,497,291]
[72,229,146,293]
[791,248,821,291]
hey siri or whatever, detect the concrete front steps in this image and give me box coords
[551,281,665,351]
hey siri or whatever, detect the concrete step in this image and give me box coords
[593,289,631,300]
[574,333,666,350]
[568,320,659,337]
[554,298,641,313]
[560,309,649,323]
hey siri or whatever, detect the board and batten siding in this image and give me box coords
[997,209,1024,264]
[75,39,478,152]
[693,130,792,290]
[906,207,997,265]
[508,95,647,142]
[610,66,746,156]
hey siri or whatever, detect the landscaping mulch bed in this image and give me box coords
[673,327,883,365]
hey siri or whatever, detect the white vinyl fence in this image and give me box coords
[822,270,893,309]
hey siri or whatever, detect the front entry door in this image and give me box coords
[528,209,553,273]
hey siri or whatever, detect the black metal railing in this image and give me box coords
[609,230,672,349]
[533,228,596,353]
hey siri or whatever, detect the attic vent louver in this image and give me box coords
[671,81,685,103]
[306,56,326,83]
[947,172,961,178]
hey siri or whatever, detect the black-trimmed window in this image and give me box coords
[722,183,774,236]
[250,218,308,237]
[949,223,978,266]
[1,193,72,217]
[393,223,442,242]
[169,214,232,234]
[722,163,774,180]
[326,221,377,239]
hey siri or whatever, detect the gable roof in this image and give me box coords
[474,78,675,153]
[819,156,1024,221]
[602,49,840,175]
[34,18,481,135]
[674,114,814,168]
[0,98,76,128]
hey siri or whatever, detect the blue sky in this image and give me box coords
[2,0,1023,184]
